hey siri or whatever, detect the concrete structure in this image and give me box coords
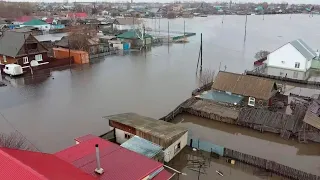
[266,39,317,74]
[105,113,188,162]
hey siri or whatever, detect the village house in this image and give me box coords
[113,17,142,31]
[265,39,317,79]
[13,16,34,25]
[301,99,320,143]
[212,71,278,107]
[0,31,49,68]
[20,19,51,31]
[0,135,172,180]
[117,30,152,49]
[105,113,188,162]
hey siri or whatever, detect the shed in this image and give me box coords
[303,100,320,129]
[212,71,277,106]
[121,135,164,162]
[105,113,188,162]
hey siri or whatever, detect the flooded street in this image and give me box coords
[1,14,320,153]
[172,113,320,176]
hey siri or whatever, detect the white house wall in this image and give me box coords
[163,132,188,162]
[265,67,309,80]
[267,43,309,72]
[115,128,133,144]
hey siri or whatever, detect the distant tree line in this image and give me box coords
[0,2,35,18]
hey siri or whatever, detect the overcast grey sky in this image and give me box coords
[5,0,320,4]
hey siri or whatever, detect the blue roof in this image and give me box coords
[199,90,244,104]
[120,136,163,158]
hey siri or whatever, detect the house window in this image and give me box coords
[248,97,255,106]
[35,54,43,61]
[3,56,6,63]
[174,142,181,154]
[23,57,29,64]
[124,133,131,139]
[281,61,285,64]
[295,62,300,68]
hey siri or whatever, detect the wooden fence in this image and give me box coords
[224,148,320,180]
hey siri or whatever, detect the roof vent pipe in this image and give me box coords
[94,144,104,175]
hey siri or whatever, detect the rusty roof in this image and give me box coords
[105,113,188,141]
[212,71,276,100]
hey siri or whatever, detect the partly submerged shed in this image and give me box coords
[212,71,277,107]
[105,113,188,162]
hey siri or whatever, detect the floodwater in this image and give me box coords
[169,147,290,180]
[1,14,320,153]
[172,113,320,176]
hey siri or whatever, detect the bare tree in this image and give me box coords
[68,27,93,51]
[254,50,270,60]
[198,69,215,87]
[0,132,34,150]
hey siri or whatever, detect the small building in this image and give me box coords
[21,19,51,31]
[113,17,141,31]
[212,71,278,107]
[13,16,34,25]
[266,39,317,73]
[121,135,164,162]
[56,135,173,180]
[117,30,152,49]
[0,31,49,68]
[105,113,188,162]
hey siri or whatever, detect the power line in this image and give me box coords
[0,111,41,152]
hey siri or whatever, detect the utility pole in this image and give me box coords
[200,33,203,72]
[244,14,248,37]
[167,21,169,44]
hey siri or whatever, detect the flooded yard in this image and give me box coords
[169,147,290,180]
[172,113,320,176]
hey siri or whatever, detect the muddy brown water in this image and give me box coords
[1,15,320,153]
[169,147,290,180]
[172,113,320,176]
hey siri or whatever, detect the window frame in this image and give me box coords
[35,54,43,61]
[295,62,300,68]
[174,142,181,154]
[23,57,29,64]
[248,97,256,107]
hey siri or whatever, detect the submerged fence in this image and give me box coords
[187,135,224,156]
[224,148,320,180]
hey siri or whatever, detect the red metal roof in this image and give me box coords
[153,170,173,180]
[55,135,172,180]
[67,13,88,18]
[45,18,54,24]
[15,16,34,23]
[74,134,97,143]
[0,148,95,180]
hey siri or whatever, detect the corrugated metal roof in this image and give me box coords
[0,31,30,57]
[74,134,97,143]
[55,136,171,180]
[105,113,188,141]
[303,100,320,130]
[212,71,276,100]
[290,39,317,60]
[0,148,95,180]
[121,136,163,158]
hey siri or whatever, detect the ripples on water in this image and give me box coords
[0,14,320,153]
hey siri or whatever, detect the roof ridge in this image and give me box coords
[0,148,47,179]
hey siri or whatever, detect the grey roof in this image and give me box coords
[0,31,30,57]
[105,113,188,141]
[290,39,317,60]
[121,136,163,158]
[115,18,142,25]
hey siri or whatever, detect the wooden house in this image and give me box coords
[105,113,188,162]
[212,71,278,107]
[0,31,49,68]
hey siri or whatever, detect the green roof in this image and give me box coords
[23,19,48,26]
[116,30,152,39]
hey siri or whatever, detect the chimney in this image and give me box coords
[94,144,104,174]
